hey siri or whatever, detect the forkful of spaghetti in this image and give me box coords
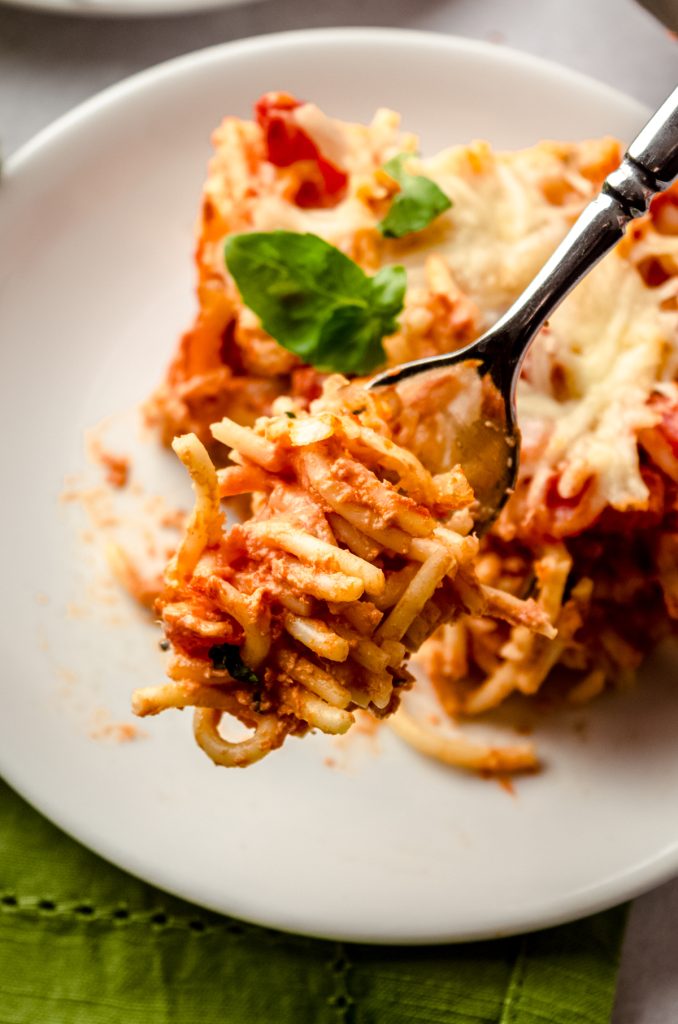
[132,376,554,767]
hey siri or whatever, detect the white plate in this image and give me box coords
[1,0,260,20]
[2,28,677,944]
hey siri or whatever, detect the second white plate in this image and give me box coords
[0,0,261,21]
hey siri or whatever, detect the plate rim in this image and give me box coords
[3,27,672,945]
[5,28,649,173]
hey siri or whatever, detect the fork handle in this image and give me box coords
[477,84,678,393]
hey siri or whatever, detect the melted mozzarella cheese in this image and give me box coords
[518,253,677,510]
[204,105,678,515]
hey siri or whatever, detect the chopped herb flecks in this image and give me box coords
[208,644,259,685]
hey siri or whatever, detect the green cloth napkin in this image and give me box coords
[0,780,627,1024]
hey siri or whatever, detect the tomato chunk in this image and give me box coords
[254,92,348,208]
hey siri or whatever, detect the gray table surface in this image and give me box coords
[1,0,677,1018]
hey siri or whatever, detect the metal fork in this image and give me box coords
[368,86,678,531]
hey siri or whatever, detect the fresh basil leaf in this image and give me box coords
[224,231,406,375]
[208,643,259,685]
[371,265,408,324]
[379,153,452,239]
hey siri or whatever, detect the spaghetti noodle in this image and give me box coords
[133,378,552,766]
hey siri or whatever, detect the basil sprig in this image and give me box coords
[379,153,452,239]
[225,231,405,375]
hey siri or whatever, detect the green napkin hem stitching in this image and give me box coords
[3,891,356,1021]
[327,942,353,1023]
[1,893,279,941]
